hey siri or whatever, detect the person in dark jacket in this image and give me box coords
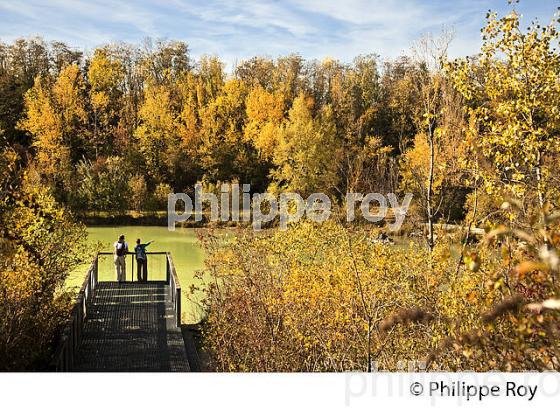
[134,238,153,282]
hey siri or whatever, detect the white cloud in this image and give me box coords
[169,0,316,37]
[290,0,428,26]
[0,0,555,67]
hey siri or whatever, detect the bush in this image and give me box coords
[145,182,173,211]
[75,156,130,212]
[198,218,560,371]
[0,149,88,370]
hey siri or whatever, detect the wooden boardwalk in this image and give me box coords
[73,282,189,372]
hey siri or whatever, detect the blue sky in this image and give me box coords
[0,0,557,68]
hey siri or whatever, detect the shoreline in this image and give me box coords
[76,210,252,228]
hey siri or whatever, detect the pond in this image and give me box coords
[67,226,209,324]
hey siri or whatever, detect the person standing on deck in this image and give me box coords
[135,239,153,282]
[113,235,129,283]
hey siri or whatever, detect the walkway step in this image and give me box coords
[74,282,189,372]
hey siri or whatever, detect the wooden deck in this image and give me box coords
[73,282,189,372]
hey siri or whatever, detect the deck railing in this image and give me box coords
[51,251,182,371]
[51,256,98,371]
[166,253,182,328]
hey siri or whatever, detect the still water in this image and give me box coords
[68,226,208,324]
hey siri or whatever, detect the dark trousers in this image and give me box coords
[136,258,148,282]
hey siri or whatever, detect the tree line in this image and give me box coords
[1,35,467,220]
[1,8,557,227]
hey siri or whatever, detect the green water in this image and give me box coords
[68,226,207,324]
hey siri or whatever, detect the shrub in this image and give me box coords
[198,217,560,371]
[0,149,88,369]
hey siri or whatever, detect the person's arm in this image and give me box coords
[113,242,117,255]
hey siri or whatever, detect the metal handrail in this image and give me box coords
[51,256,98,371]
[98,251,168,282]
[166,253,182,328]
[97,252,168,254]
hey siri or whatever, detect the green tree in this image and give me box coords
[75,157,130,211]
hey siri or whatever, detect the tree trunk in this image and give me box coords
[427,125,435,253]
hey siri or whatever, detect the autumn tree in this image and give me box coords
[198,79,264,186]
[235,56,275,90]
[381,57,420,154]
[399,76,467,228]
[0,38,80,147]
[88,48,125,157]
[272,54,308,106]
[19,64,90,199]
[398,32,457,251]
[141,39,191,84]
[135,81,183,184]
[448,8,560,224]
[0,146,87,370]
[324,55,397,195]
[197,55,225,104]
[243,85,285,160]
[271,95,340,196]
[75,157,131,211]
[103,43,146,152]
